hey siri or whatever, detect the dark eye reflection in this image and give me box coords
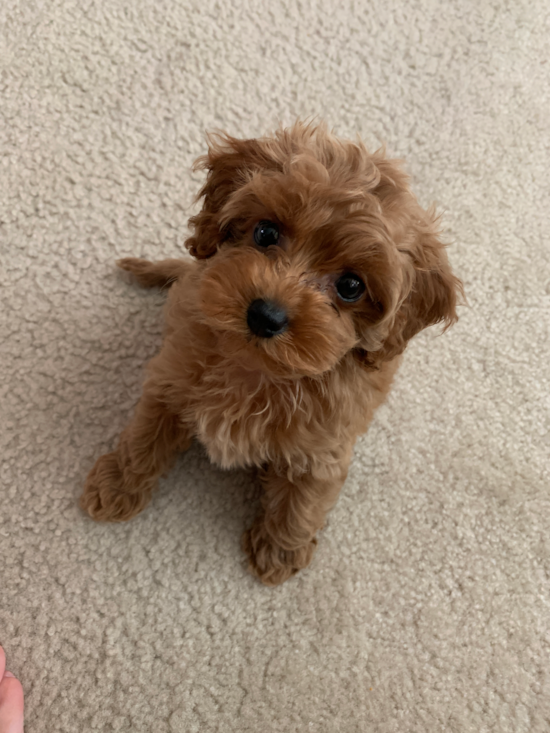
[335,272,366,303]
[254,220,280,248]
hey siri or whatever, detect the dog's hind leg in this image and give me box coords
[117,257,192,289]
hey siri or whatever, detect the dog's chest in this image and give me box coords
[185,365,320,470]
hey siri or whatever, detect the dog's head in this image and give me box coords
[186,123,462,377]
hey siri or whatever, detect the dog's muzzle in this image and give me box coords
[247,299,289,338]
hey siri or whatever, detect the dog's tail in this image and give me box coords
[117,258,189,289]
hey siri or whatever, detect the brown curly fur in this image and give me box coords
[80,122,462,586]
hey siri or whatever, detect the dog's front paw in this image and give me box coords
[242,521,317,586]
[80,452,153,522]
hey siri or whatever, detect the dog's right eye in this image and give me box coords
[254,221,280,248]
[335,272,366,303]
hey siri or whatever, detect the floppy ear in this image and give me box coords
[352,151,463,369]
[401,221,461,336]
[357,210,463,370]
[185,134,273,259]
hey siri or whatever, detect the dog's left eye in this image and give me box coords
[254,221,280,247]
[335,273,366,303]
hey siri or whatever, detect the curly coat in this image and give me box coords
[81,123,462,585]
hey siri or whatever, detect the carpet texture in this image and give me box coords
[1,1,549,731]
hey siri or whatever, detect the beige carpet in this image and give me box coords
[1,1,549,731]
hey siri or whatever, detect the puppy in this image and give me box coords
[81,122,462,586]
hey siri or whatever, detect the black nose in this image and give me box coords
[247,299,289,338]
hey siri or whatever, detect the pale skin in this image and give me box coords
[0,647,23,733]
